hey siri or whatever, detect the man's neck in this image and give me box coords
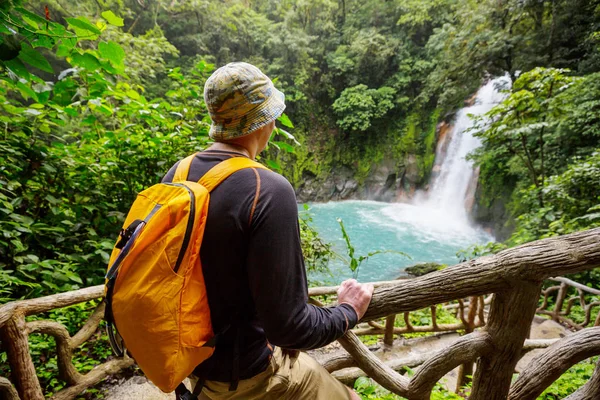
[208,142,253,159]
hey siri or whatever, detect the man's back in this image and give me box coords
[162,149,357,382]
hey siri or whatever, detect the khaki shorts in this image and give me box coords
[197,347,352,400]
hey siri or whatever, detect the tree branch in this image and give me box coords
[509,327,600,399]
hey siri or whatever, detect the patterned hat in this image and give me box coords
[204,62,286,141]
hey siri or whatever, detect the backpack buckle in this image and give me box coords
[175,383,199,400]
[115,219,144,249]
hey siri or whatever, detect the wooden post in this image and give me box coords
[383,314,396,347]
[564,359,600,400]
[470,281,542,400]
[456,296,478,391]
[0,377,20,400]
[553,282,568,321]
[337,331,409,397]
[0,315,44,400]
[508,327,600,399]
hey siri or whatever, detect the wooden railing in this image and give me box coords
[1,227,600,400]
[313,276,600,390]
[0,287,133,400]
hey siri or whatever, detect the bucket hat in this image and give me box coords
[204,62,286,141]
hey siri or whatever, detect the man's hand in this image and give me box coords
[337,279,374,320]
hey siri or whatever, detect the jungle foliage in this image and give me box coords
[471,67,600,245]
[0,0,302,301]
[1,0,600,398]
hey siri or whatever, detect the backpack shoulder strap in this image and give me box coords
[200,157,268,192]
[172,153,198,182]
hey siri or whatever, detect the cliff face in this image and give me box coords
[294,155,422,203]
[471,182,515,241]
[294,121,451,204]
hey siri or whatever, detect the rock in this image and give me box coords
[403,154,420,185]
[384,173,396,190]
[471,180,515,241]
[404,262,446,277]
[130,376,147,385]
[430,122,453,182]
[293,155,422,203]
[531,319,569,339]
[515,319,570,373]
[105,377,191,400]
[340,180,358,199]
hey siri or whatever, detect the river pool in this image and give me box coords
[303,201,493,284]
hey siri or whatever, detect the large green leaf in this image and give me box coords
[31,35,54,49]
[98,41,125,69]
[265,159,281,171]
[18,43,53,73]
[272,141,295,153]
[101,10,124,27]
[21,14,39,30]
[16,81,38,101]
[70,53,101,71]
[4,57,31,79]
[277,113,294,128]
[66,17,102,36]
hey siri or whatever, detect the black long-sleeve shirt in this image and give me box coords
[162,150,357,381]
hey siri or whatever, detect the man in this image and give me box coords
[162,62,374,399]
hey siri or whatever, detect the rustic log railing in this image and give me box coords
[0,288,134,400]
[1,227,599,399]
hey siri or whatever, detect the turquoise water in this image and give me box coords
[302,201,494,284]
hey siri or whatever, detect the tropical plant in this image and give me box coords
[337,218,410,279]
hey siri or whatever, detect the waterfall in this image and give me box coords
[423,76,511,221]
[304,79,512,282]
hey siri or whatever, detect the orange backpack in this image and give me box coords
[104,154,267,396]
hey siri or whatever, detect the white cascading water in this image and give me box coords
[424,76,511,220]
[364,76,510,246]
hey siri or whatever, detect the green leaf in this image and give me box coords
[275,127,300,145]
[17,81,39,101]
[4,58,31,79]
[66,17,102,36]
[61,37,78,50]
[56,44,72,57]
[45,194,60,205]
[265,159,281,171]
[32,35,54,49]
[21,15,39,30]
[67,273,83,284]
[18,43,53,73]
[126,90,140,100]
[15,8,47,25]
[98,41,125,69]
[70,53,101,71]
[101,10,124,27]
[277,113,294,128]
[272,141,294,153]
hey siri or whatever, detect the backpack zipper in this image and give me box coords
[165,183,196,273]
[106,203,162,280]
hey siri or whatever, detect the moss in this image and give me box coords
[278,107,443,193]
[404,262,446,277]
